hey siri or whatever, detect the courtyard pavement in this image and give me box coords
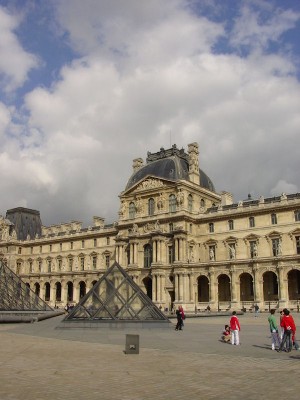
[0,312,300,400]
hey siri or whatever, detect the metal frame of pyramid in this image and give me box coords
[60,262,170,329]
[0,261,63,322]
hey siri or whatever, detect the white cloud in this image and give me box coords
[0,6,39,93]
[270,180,299,197]
[0,1,299,225]
[229,5,300,52]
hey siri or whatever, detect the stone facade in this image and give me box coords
[1,142,300,312]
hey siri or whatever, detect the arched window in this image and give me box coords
[188,194,193,212]
[169,194,176,213]
[144,244,152,268]
[148,198,155,216]
[129,202,136,219]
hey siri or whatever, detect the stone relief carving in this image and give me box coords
[136,178,164,191]
[157,193,166,210]
[176,190,184,206]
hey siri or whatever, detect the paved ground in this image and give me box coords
[0,312,300,400]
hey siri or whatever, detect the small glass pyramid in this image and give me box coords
[64,262,169,322]
[0,261,53,311]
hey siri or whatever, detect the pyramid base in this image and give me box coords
[57,319,172,330]
[0,310,64,323]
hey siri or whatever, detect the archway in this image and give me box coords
[197,275,209,302]
[34,282,40,297]
[67,281,73,302]
[263,271,278,301]
[240,273,254,301]
[142,276,152,299]
[55,282,62,302]
[218,274,231,301]
[288,269,300,300]
[79,281,86,299]
[44,282,50,301]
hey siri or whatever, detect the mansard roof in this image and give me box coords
[125,144,215,192]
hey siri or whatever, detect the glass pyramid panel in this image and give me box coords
[64,262,169,322]
[0,261,53,311]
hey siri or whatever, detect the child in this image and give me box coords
[230,311,241,345]
[268,309,281,350]
[221,324,231,343]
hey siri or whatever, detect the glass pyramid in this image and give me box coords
[0,261,53,311]
[64,262,169,322]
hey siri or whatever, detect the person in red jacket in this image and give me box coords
[278,308,296,352]
[230,311,241,345]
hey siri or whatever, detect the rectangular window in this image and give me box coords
[271,213,277,225]
[250,241,258,258]
[58,259,62,271]
[169,223,173,232]
[31,247,33,254]
[80,257,84,270]
[296,236,300,255]
[106,237,110,245]
[69,258,73,270]
[228,220,234,230]
[47,260,51,272]
[92,256,97,269]
[70,242,73,250]
[295,211,300,222]
[105,255,110,268]
[81,240,85,248]
[272,238,280,256]
[209,223,214,233]
[18,247,22,254]
[49,244,52,252]
[29,262,33,273]
[60,243,62,251]
[168,246,174,263]
[38,261,42,272]
[249,217,255,228]
[94,238,97,247]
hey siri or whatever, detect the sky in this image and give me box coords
[0,0,299,227]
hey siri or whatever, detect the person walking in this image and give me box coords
[268,309,281,350]
[254,304,260,317]
[230,311,241,345]
[278,309,296,352]
[175,308,183,331]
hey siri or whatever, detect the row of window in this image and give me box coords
[17,237,111,255]
[208,211,300,233]
[17,254,110,274]
[129,194,199,218]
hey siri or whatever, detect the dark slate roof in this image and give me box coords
[6,207,42,241]
[125,145,215,192]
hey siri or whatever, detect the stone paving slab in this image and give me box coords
[0,313,300,399]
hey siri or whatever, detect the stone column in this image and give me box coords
[230,268,238,304]
[153,241,157,263]
[50,281,56,306]
[40,282,45,302]
[178,273,184,302]
[152,274,157,302]
[175,239,179,262]
[73,281,79,304]
[61,280,68,304]
[253,266,262,304]
[209,271,217,309]
[277,265,287,306]
[175,273,179,301]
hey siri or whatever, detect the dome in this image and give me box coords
[125,145,215,192]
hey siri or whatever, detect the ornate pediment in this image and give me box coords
[136,177,165,191]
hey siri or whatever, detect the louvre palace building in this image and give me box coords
[1,142,300,313]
